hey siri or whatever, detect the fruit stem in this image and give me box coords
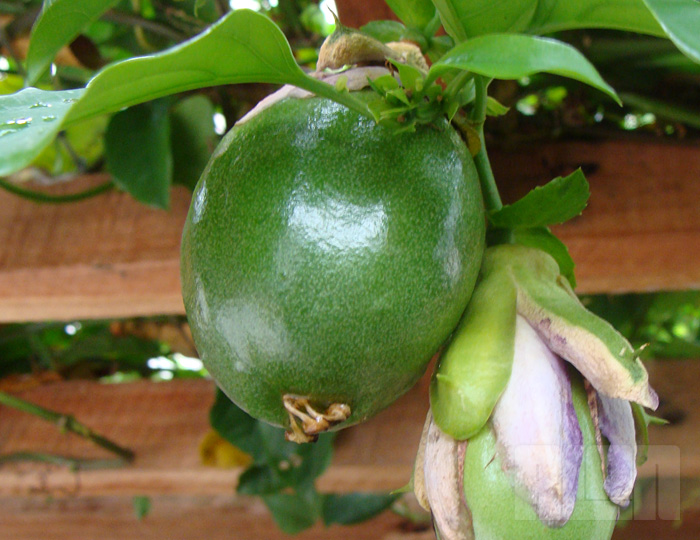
[469,75,503,213]
[295,74,376,122]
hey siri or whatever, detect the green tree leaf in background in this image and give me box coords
[426,34,620,103]
[169,95,217,191]
[0,9,369,178]
[642,0,700,63]
[105,100,172,209]
[263,490,323,534]
[384,0,438,33]
[26,0,122,85]
[489,169,590,229]
[322,492,400,526]
[430,0,665,42]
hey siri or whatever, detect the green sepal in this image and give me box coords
[462,375,618,539]
[430,261,517,440]
[494,245,658,409]
[631,402,668,466]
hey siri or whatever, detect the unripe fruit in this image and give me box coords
[181,84,485,441]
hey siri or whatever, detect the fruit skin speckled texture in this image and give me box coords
[181,92,485,430]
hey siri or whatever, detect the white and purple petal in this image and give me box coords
[491,315,583,527]
[597,393,637,506]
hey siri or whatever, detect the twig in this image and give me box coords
[0,176,113,204]
[102,10,186,42]
[0,391,135,463]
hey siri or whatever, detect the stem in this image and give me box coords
[102,10,187,42]
[0,452,129,470]
[0,177,113,204]
[469,75,503,212]
[297,75,375,122]
[0,391,135,463]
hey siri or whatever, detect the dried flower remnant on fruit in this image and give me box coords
[283,395,351,443]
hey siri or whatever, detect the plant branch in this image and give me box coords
[297,75,375,122]
[469,75,503,213]
[0,391,135,463]
[102,10,187,42]
[0,451,130,470]
[0,177,113,203]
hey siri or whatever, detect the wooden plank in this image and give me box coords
[0,491,696,540]
[492,140,700,294]
[0,360,696,498]
[0,140,698,322]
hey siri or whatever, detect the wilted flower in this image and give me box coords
[413,245,658,539]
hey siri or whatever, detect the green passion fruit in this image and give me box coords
[181,82,485,441]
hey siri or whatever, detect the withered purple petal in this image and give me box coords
[597,393,637,506]
[492,315,583,527]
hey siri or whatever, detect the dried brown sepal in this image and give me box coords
[283,395,351,444]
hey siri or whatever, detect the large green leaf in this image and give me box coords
[643,0,700,63]
[322,493,399,526]
[430,0,665,41]
[104,100,172,209]
[426,34,619,103]
[26,0,121,85]
[0,9,368,177]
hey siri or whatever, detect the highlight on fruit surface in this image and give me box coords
[181,35,486,442]
[414,245,658,539]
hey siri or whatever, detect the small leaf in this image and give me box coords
[105,100,172,209]
[322,492,399,526]
[169,95,217,190]
[361,20,425,47]
[263,491,322,534]
[26,0,121,85]
[511,227,577,289]
[384,0,438,33]
[486,96,509,116]
[642,0,700,63]
[427,34,620,104]
[132,495,151,520]
[489,169,590,229]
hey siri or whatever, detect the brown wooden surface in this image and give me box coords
[0,492,698,540]
[0,359,696,499]
[0,140,698,323]
[0,360,697,538]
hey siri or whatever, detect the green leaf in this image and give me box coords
[426,34,620,103]
[169,95,217,190]
[237,464,284,496]
[360,20,426,48]
[431,0,536,41]
[322,492,399,526]
[0,87,84,176]
[486,96,509,117]
[105,100,172,209]
[511,227,577,288]
[384,0,438,33]
[263,491,322,534]
[0,9,369,177]
[643,0,700,63]
[132,495,151,520]
[209,389,263,457]
[489,169,590,229]
[431,0,665,41]
[26,0,122,85]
